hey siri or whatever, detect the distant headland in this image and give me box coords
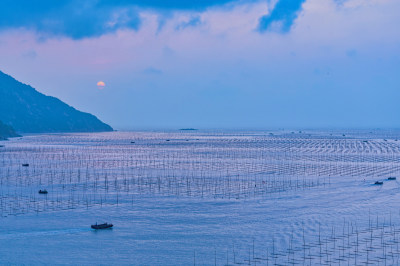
[0,120,20,140]
[0,70,113,139]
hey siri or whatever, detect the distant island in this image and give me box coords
[179,128,198,131]
[0,70,112,138]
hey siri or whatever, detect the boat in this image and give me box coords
[38,189,48,194]
[22,163,29,167]
[91,222,113,229]
[374,181,383,185]
[388,177,397,180]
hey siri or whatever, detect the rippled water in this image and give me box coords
[1,130,400,265]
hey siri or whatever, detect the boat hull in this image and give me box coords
[91,223,113,229]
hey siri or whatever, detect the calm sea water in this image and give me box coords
[1,130,400,265]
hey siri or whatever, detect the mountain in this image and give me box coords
[0,71,113,133]
[0,120,20,140]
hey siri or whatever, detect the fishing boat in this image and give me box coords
[388,177,397,180]
[38,189,48,194]
[22,163,29,167]
[374,181,383,185]
[91,222,113,229]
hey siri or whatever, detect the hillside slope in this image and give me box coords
[0,71,113,133]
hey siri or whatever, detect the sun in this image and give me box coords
[97,81,105,89]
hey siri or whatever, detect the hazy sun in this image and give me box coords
[97,81,105,89]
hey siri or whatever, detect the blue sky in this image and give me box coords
[0,0,399,129]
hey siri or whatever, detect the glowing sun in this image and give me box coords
[97,81,105,89]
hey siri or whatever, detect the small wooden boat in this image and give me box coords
[22,163,29,167]
[38,189,48,194]
[388,177,397,180]
[374,181,383,185]
[91,222,113,229]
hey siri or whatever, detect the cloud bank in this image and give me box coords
[0,0,261,39]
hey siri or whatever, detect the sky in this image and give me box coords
[0,0,399,130]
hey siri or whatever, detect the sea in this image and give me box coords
[1,129,400,265]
